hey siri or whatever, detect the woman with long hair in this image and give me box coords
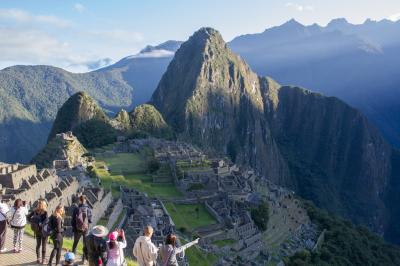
[48,204,65,266]
[160,234,199,266]
[9,198,29,253]
[28,199,48,264]
[106,229,127,266]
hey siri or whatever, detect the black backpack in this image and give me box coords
[29,212,42,234]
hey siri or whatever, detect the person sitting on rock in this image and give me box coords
[132,225,158,266]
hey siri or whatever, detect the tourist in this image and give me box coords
[9,198,29,253]
[106,229,127,266]
[0,195,10,253]
[86,225,109,266]
[132,225,158,266]
[62,251,79,266]
[48,204,65,266]
[159,234,199,266]
[27,199,49,264]
[72,195,92,262]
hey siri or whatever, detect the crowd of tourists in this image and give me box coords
[0,195,199,266]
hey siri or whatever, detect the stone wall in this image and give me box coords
[0,164,37,189]
[106,198,123,229]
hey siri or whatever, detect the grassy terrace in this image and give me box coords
[165,202,217,232]
[213,238,236,247]
[94,151,182,198]
[93,145,218,265]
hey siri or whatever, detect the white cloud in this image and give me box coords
[285,2,314,12]
[0,8,145,72]
[0,8,71,27]
[388,12,400,22]
[127,49,175,59]
[74,3,85,13]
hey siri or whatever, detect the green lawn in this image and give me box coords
[164,202,216,232]
[181,238,218,266]
[94,152,182,199]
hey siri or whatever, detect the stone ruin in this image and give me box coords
[204,193,263,260]
[120,187,187,265]
[0,161,112,237]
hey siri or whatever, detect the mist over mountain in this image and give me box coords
[0,40,181,163]
[151,27,400,244]
[229,18,400,147]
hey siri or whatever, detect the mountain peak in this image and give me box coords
[139,40,182,54]
[281,18,305,29]
[189,27,224,46]
[327,18,351,28]
[48,91,108,141]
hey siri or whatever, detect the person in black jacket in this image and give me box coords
[72,195,92,262]
[86,225,108,266]
[48,204,65,266]
[28,199,48,264]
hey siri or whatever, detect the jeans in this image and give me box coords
[49,234,63,265]
[72,230,88,259]
[0,220,6,250]
[35,235,48,260]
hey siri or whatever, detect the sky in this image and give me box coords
[0,0,400,72]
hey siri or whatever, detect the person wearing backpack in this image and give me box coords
[27,199,48,264]
[72,195,92,262]
[106,229,127,266]
[86,225,109,266]
[0,195,10,253]
[48,204,65,266]
[159,234,199,266]
[9,198,29,253]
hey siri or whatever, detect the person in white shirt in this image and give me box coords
[9,198,29,252]
[0,195,10,253]
[132,225,158,266]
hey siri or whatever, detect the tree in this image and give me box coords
[147,158,160,173]
[251,201,269,231]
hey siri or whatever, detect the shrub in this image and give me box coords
[250,201,269,231]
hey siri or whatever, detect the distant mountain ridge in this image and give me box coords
[229,18,400,148]
[2,17,400,166]
[0,40,181,163]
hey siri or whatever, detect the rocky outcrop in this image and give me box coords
[129,104,172,138]
[48,91,109,141]
[32,132,87,168]
[111,109,131,130]
[151,27,396,238]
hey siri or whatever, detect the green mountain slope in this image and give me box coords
[130,104,172,138]
[0,65,133,163]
